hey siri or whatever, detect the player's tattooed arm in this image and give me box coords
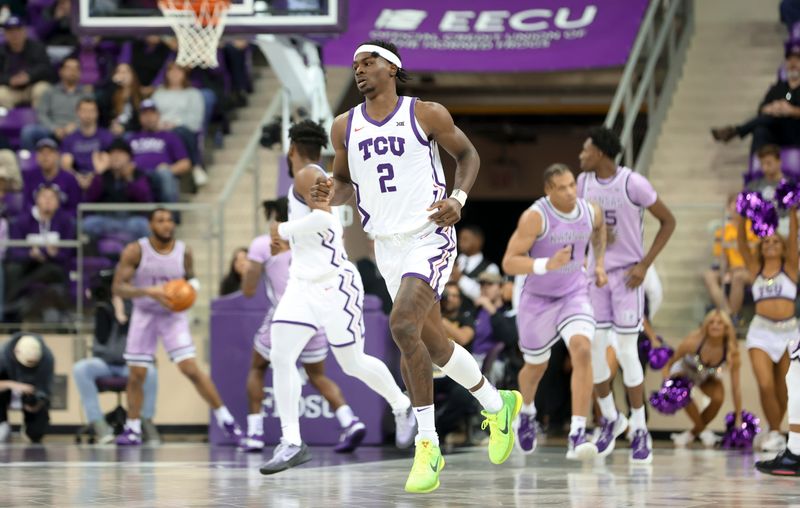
[591,202,608,288]
[311,112,355,206]
[184,246,195,280]
[502,209,542,275]
[112,242,168,307]
[417,101,479,226]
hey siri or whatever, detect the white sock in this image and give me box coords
[213,406,234,426]
[597,394,618,421]
[570,416,587,435]
[472,378,504,414]
[413,404,439,446]
[521,401,536,416]
[335,405,356,428]
[788,432,800,455]
[127,418,141,434]
[629,406,646,430]
[247,413,263,436]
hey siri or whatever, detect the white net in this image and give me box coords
[158,0,229,69]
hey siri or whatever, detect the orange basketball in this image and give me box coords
[163,279,197,312]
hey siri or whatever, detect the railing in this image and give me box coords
[605,0,695,175]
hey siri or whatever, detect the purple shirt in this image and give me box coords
[577,167,657,272]
[471,307,498,355]
[61,128,114,173]
[128,130,188,173]
[22,169,82,216]
[247,234,291,306]
[8,208,75,263]
[523,197,594,298]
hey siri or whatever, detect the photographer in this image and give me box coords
[0,334,54,443]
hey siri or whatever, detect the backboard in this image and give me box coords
[73,0,346,36]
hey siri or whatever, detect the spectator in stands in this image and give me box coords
[21,58,91,151]
[471,271,518,384]
[712,42,800,153]
[61,97,114,189]
[5,186,74,321]
[705,196,757,319]
[451,224,500,306]
[0,138,21,193]
[37,0,78,48]
[782,0,800,33]
[83,137,153,242]
[0,16,53,109]
[0,334,54,443]
[98,63,143,135]
[356,234,392,315]
[128,99,191,202]
[22,138,81,216]
[441,280,474,347]
[151,62,205,176]
[748,144,793,236]
[224,41,252,107]
[219,247,248,296]
[121,36,172,96]
[73,274,158,444]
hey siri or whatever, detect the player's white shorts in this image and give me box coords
[746,315,798,363]
[374,222,456,301]
[271,260,365,348]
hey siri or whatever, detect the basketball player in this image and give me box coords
[503,164,606,460]
[310,40,521,493]
[112,208,243,445]
[259,120,416,475]
[577,127,676,463]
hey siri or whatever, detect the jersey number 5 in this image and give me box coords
[604,210,617,226]
[377,163,397,193]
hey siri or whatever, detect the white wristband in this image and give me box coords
[187,278,200,291]
[450,189,467,208]
[532,258,549,275]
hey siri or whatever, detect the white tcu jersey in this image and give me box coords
[346,96,446,236]
[287,164,347,280]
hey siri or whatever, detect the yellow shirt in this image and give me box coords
[713,221,756,269]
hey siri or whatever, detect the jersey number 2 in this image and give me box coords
[377,163,397,193]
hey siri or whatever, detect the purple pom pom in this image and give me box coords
[648,345,674,370]
[774,179,800,210]
[649,376,693,415]
[751,200,779,238]
[638,337,652,359]
[721,410,761,449]
[736,191,764,219]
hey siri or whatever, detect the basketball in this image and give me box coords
[163,279,197,312]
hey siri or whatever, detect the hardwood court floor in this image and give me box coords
[0,441,798,507]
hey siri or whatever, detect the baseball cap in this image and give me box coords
[108,137,132,155]
[14,335,42,368]
[4,16,24,29]
[786,40,800,58]
[140,99,158,111]
[35,138,59,151]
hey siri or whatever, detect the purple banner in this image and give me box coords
[323,0,648,73]
[209,288,398,446]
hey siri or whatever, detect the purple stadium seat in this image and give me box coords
[97,237,127,257]
[70,256,114,302]
[78,45,101,86]
[0,108,37,149]
[95,376,128,393]
[2,191,23,217]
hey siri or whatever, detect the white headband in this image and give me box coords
[353,44,402,69]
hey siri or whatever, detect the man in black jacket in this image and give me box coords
[0,333,54,443]
[712,41,800,152]
[0,16,53,109]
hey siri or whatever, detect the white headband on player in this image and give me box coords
[353,44,403,69]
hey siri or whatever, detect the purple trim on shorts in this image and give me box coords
[352,182,370,227]
[330,340,358,348]
[556,313,597,333]
[519,333,561,355]
[402,272,432,284]
[361,96,404,127]
[123,353,154,363]
[272,319,318,331]
[344,107,354,149]
[428,227,456,291]
[337,269,362,344]
[410,97,430,146]
[319,229,341,267]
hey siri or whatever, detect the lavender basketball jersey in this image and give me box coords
[132,238,186,314]
[523,197,594,298]
[247,234,291,305]
[577,167,657,271]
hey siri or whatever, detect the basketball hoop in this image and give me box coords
[158,0,230,69]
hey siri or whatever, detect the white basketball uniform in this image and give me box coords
[271,164,366,348]
[346,96,456,300]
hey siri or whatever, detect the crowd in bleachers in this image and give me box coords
[0,9,256,324]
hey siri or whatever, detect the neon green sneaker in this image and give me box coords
[404,439,445,493]
[481,389,523,465]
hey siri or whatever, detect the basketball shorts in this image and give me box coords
[590,266,645,334]
[125,308,195,366]
[253,308,328,364]
[374,222,456,301]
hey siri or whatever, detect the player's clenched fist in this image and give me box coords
[427,198,462,227]
[546,246,573,272]
[310,176,334,204]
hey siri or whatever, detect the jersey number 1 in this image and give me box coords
[377,163,397,193]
